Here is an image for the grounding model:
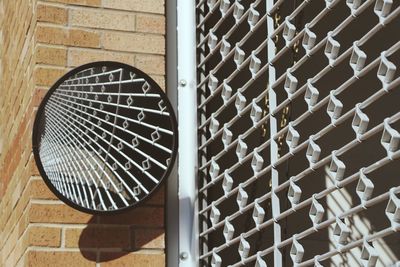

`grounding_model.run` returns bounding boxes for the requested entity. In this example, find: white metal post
[266,0,283,266]
[177,0,198,266]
